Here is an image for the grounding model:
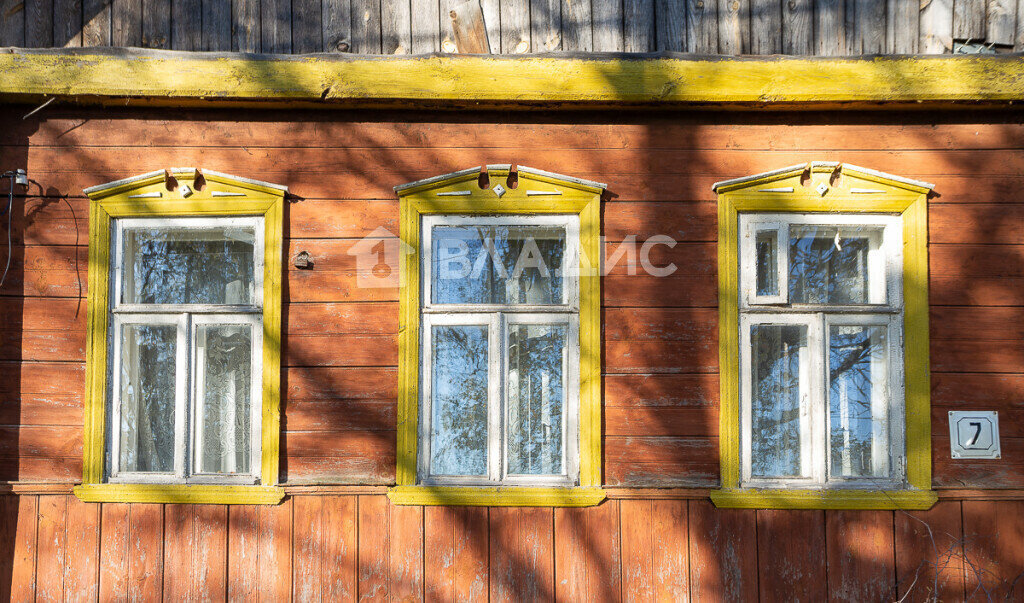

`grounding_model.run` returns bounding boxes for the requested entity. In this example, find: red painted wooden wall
[0,108,1022,599]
